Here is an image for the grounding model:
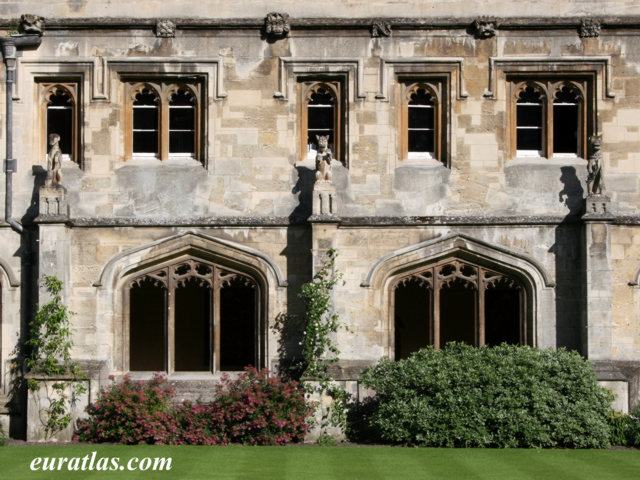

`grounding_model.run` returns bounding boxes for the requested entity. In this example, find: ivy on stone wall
[299,249,350,443]
[26,276,86,438]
